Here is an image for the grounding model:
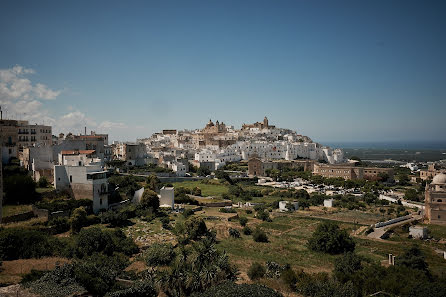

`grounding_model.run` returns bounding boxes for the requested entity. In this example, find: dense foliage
[247,262,266,280]
[192,281,283,297]
[307,221,355,254]
[145,243,175,266]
